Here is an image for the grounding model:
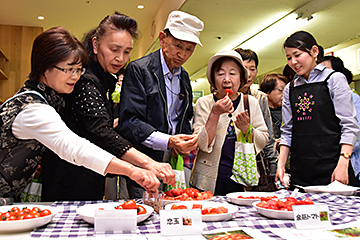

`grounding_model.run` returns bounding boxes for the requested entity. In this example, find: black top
[41,60,132,201]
